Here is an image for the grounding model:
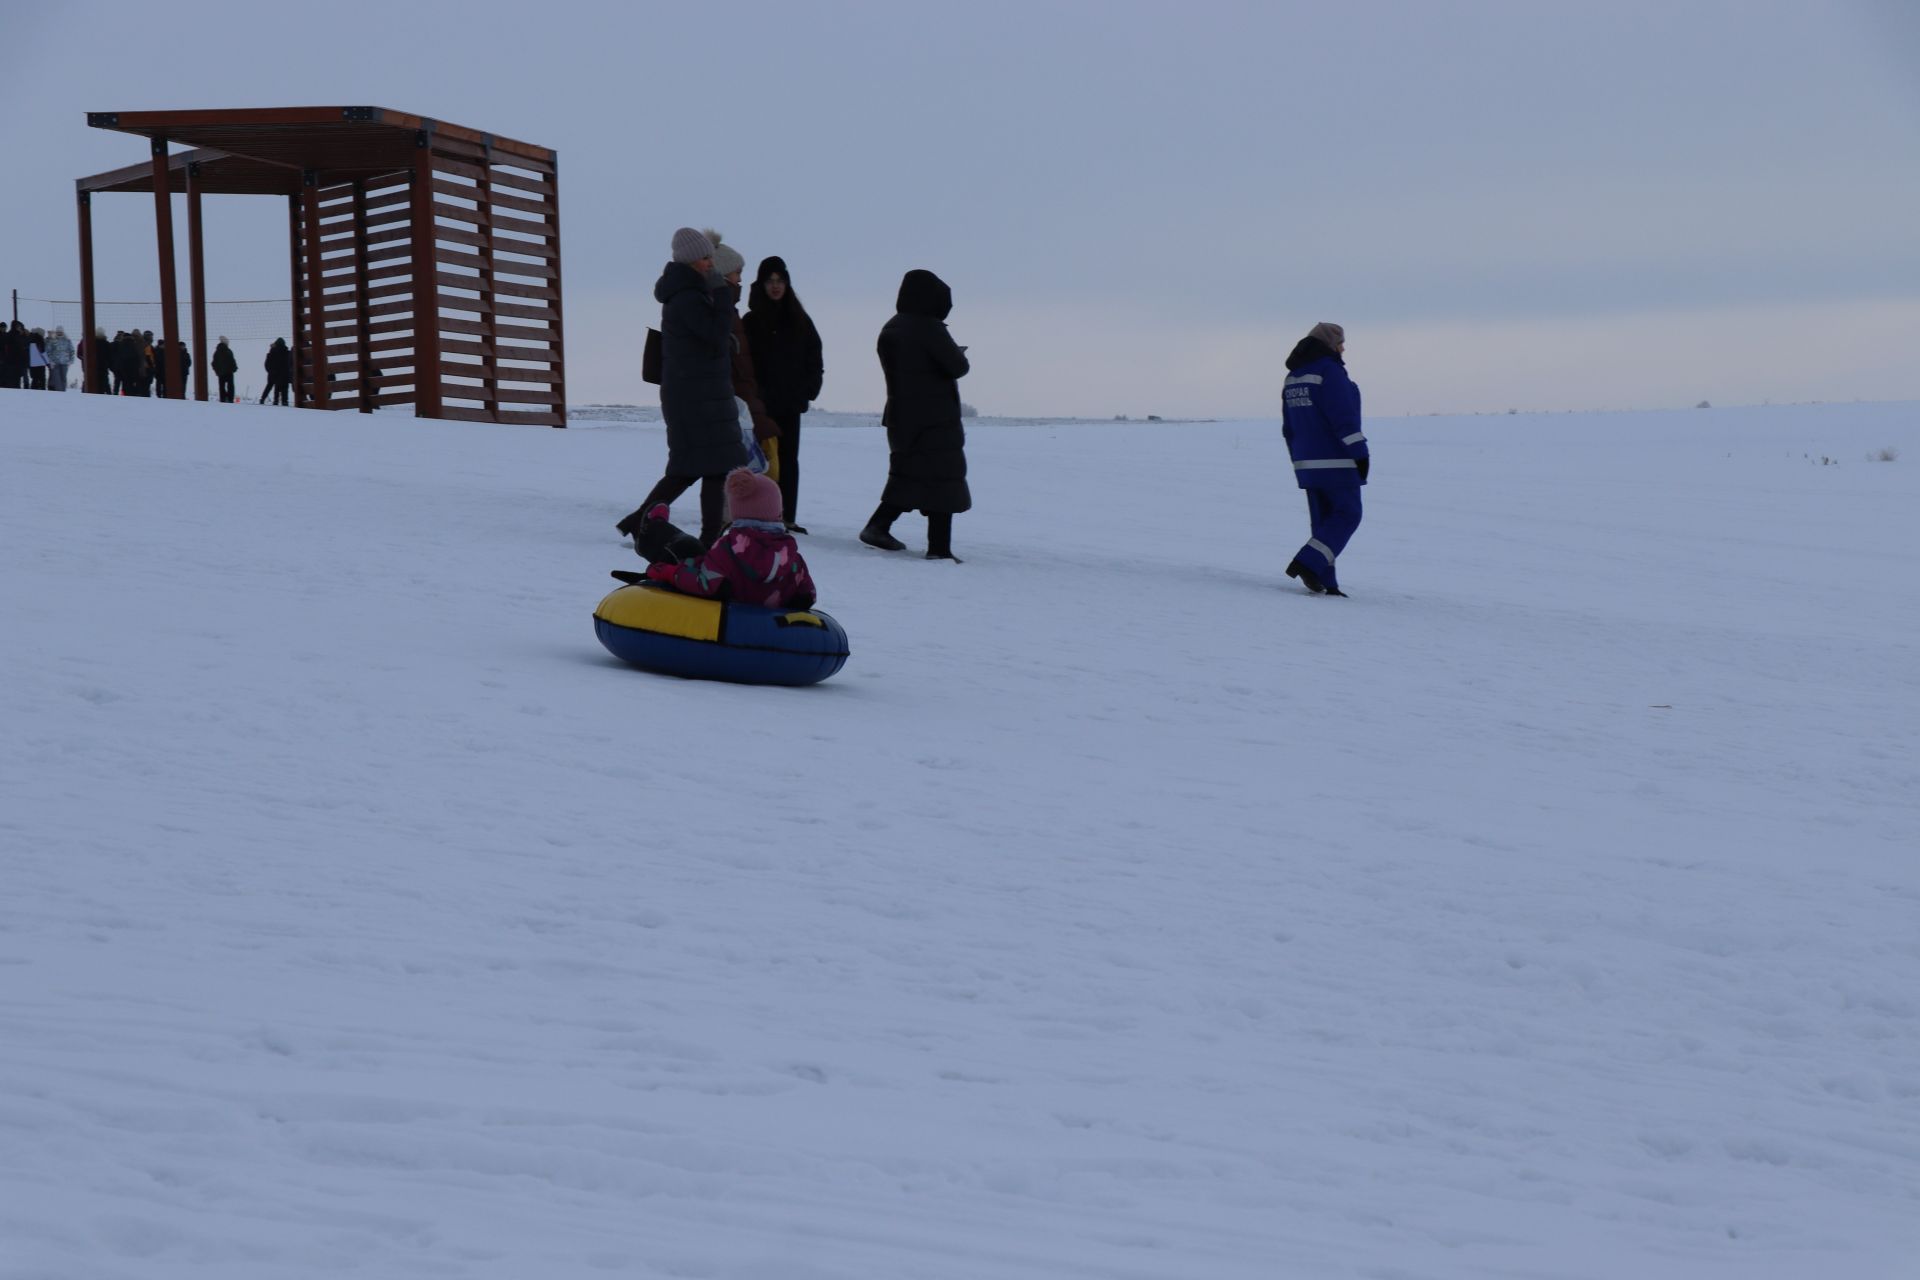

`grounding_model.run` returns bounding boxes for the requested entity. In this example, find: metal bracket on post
[151,137,167,159]
[415,128,433,149]
[187,161,201,180]
[303,169,320,189]
[342,106,376,122]
[87,112,119,128]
